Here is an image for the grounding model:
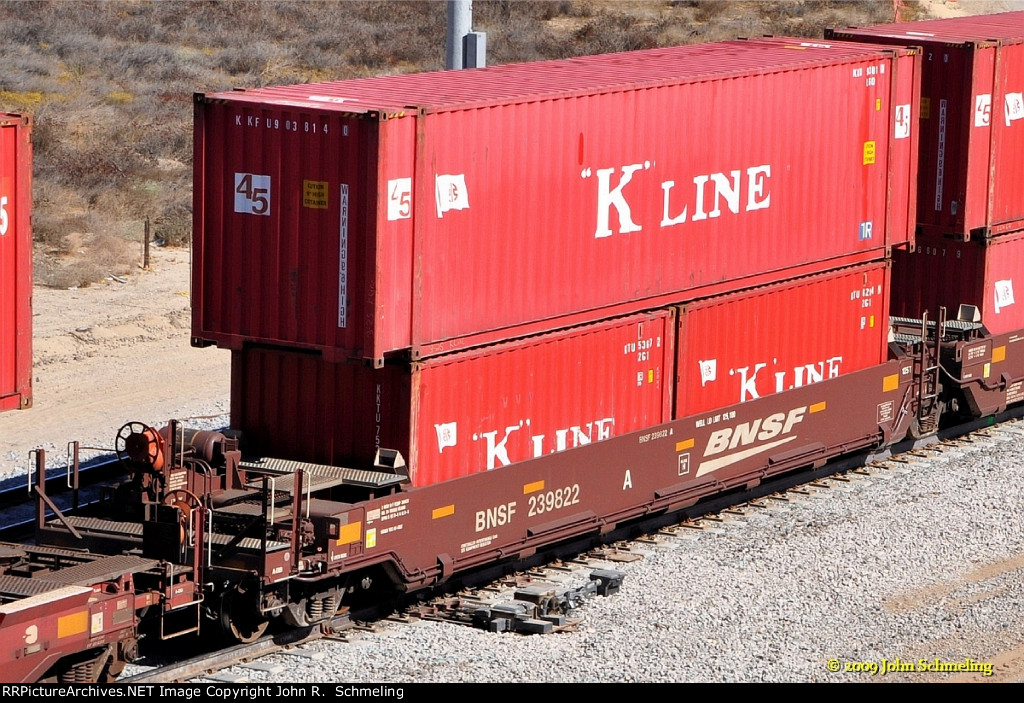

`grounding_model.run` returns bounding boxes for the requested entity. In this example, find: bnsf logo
[704,406,807,456]
[697,406,808,478]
